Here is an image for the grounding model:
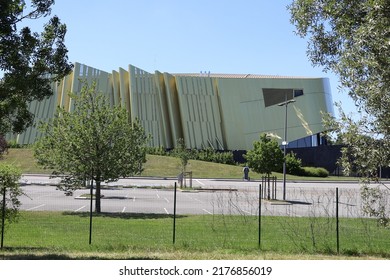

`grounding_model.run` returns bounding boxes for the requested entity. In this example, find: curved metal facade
[11,62,334,150]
